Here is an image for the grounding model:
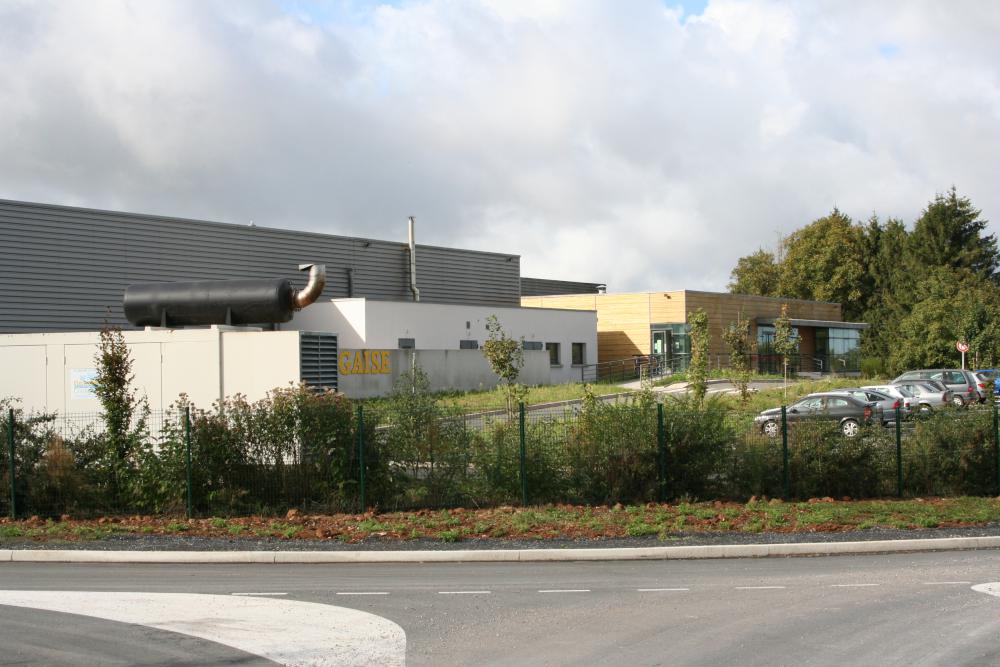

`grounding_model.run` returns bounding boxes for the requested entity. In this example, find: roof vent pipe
[293,263,327,309]
[408,216,420,302]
